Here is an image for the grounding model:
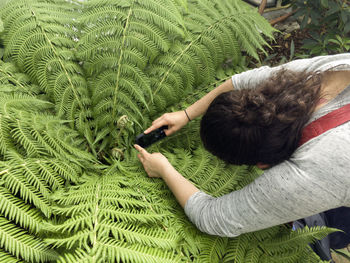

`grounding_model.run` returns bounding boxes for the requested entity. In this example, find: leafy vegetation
[292,0,350,55]
[0,0,336,262]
